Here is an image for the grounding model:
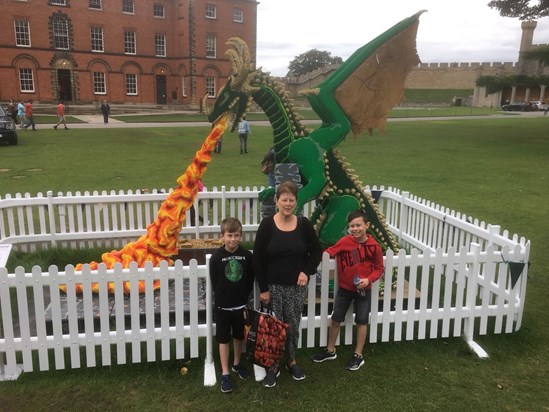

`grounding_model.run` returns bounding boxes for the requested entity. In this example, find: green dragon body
[207,12,423,251]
